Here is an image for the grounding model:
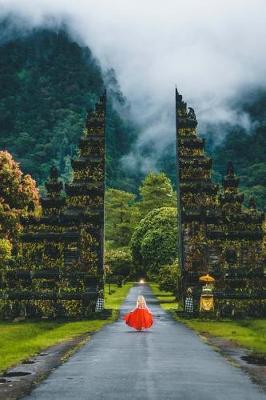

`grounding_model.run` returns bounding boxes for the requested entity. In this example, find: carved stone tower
[175,89,218,298]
